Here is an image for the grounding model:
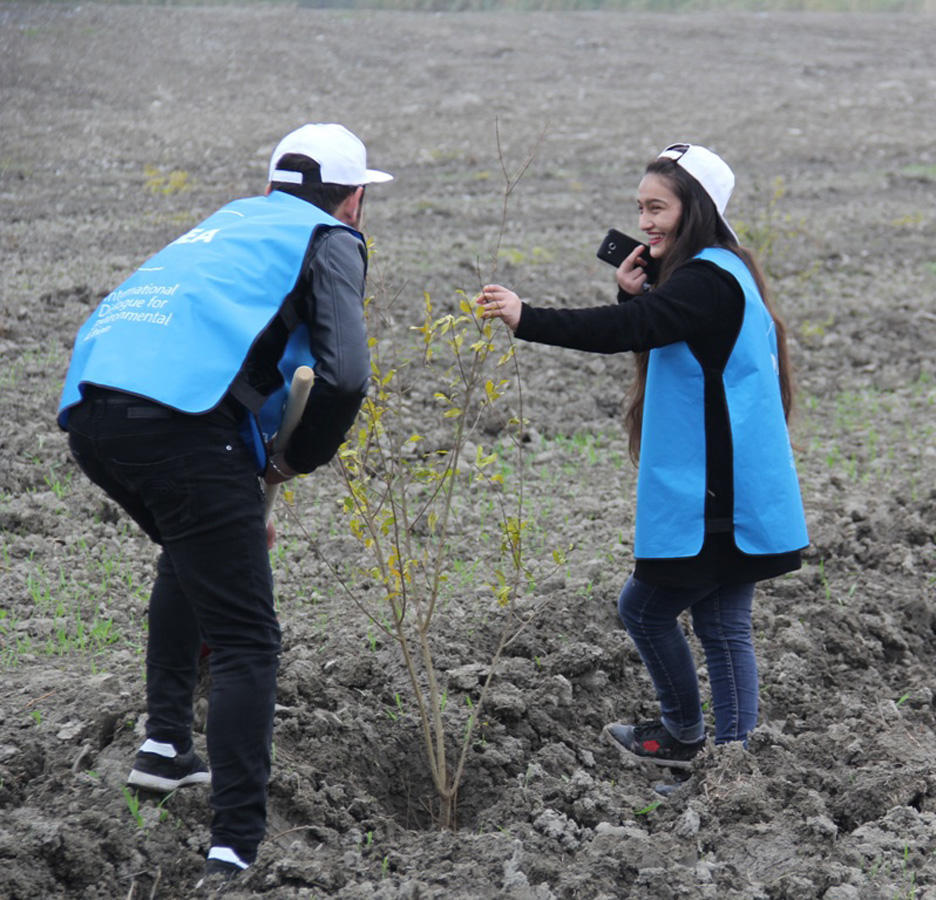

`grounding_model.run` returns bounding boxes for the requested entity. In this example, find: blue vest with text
[634,247,809,559]
[57,191,359,455]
